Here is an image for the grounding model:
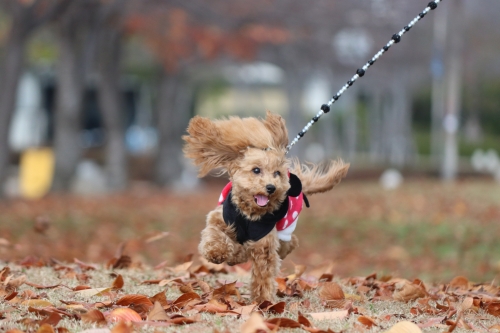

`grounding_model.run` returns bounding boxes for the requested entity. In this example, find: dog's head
[183,111,291,219]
